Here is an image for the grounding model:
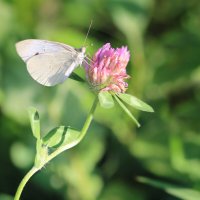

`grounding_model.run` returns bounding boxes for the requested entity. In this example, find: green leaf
[42,126,81,149]
[69,72,85,82]
[28,107,40,139]
[137,176,200,200]
[114,95,140,127]
[117,93,154,112]
[98,91,115,109]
